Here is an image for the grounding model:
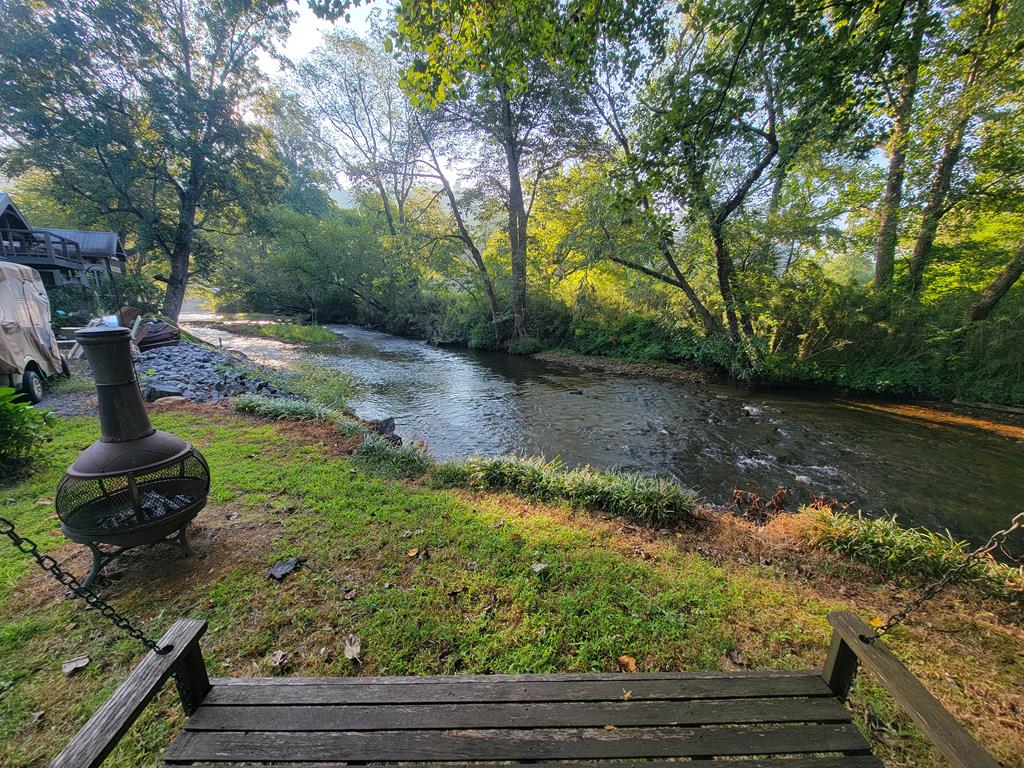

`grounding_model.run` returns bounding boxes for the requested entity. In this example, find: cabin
[0,192,127,288]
